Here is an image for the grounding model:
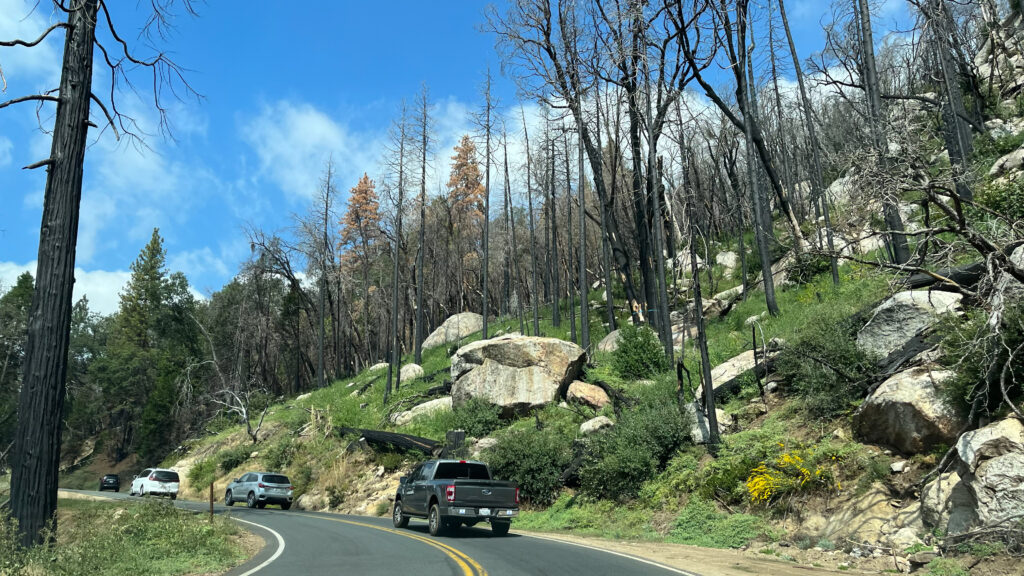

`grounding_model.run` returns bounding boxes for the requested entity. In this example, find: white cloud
[0,0,62,91]
[0,260,130,316]
[241,100,385,202]
[0,136,11,167]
